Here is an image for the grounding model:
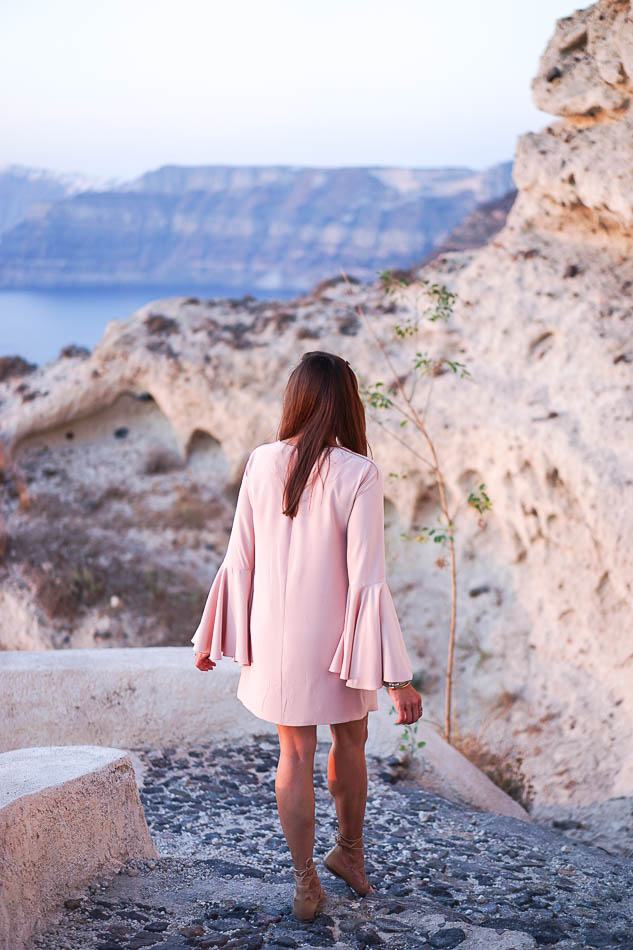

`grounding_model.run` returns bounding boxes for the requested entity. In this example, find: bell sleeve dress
[191,440,413,726]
